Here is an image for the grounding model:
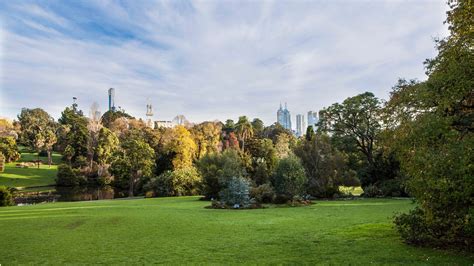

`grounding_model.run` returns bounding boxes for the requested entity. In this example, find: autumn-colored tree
[191,122,222,159]
[167,126,197,170]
